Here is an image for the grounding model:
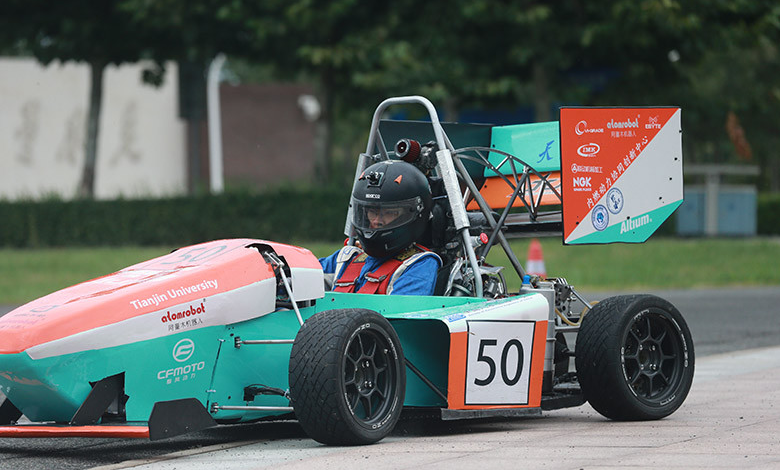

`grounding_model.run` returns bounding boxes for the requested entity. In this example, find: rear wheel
[575,295,694,420]
[289,309,405,445]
